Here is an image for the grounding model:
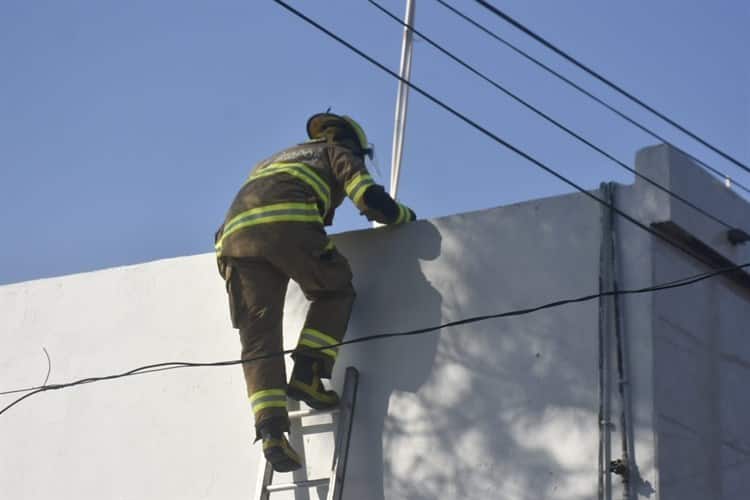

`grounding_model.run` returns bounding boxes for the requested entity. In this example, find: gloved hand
[396,203,416,224]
